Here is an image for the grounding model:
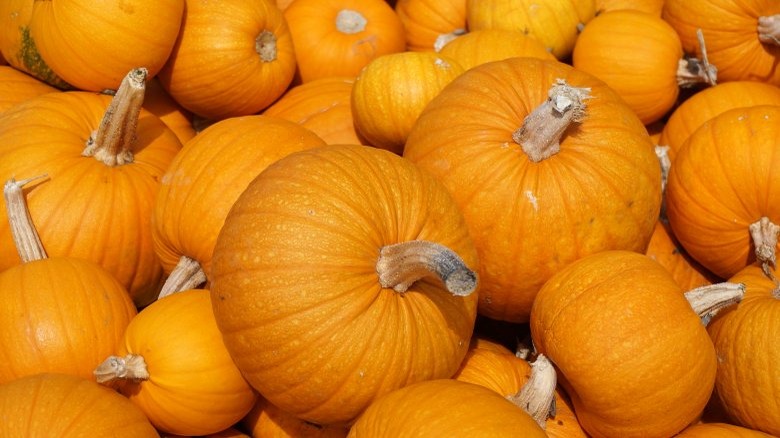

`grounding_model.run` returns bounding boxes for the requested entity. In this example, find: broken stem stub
[93,354,150,385]
[684,282,745,325]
